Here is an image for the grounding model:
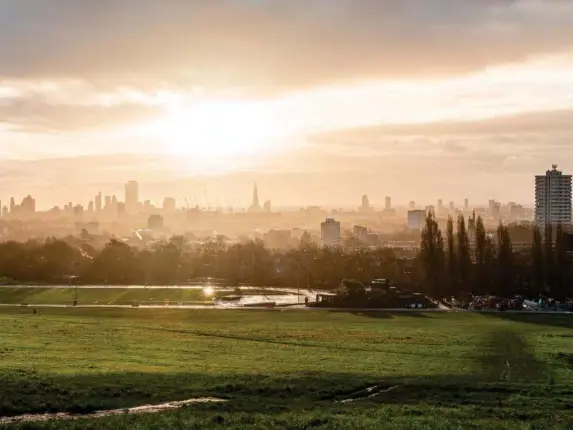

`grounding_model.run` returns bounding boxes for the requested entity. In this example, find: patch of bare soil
[0,397,227,425]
